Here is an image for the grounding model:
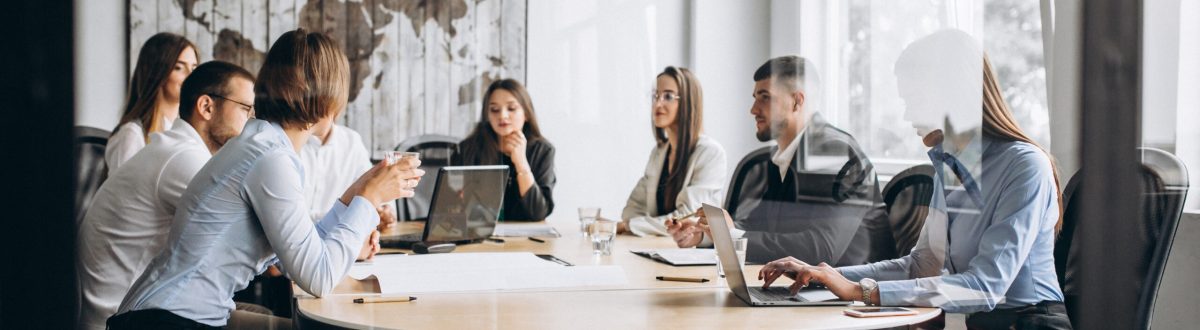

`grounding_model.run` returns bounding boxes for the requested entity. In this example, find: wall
[527,0,767,221]
[74,0,126,130]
